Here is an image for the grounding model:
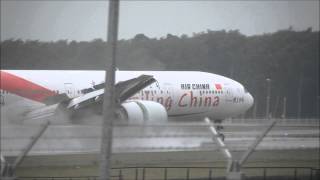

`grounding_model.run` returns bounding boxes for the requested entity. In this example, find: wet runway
[1,118,319,156]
